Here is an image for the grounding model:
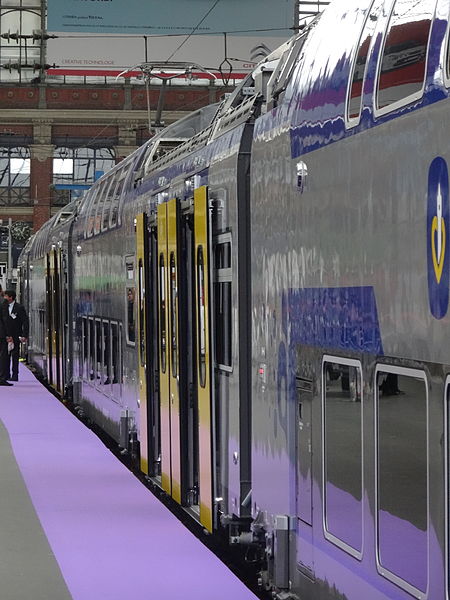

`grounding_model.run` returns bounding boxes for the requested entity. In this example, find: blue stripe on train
[286,286,384,355]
